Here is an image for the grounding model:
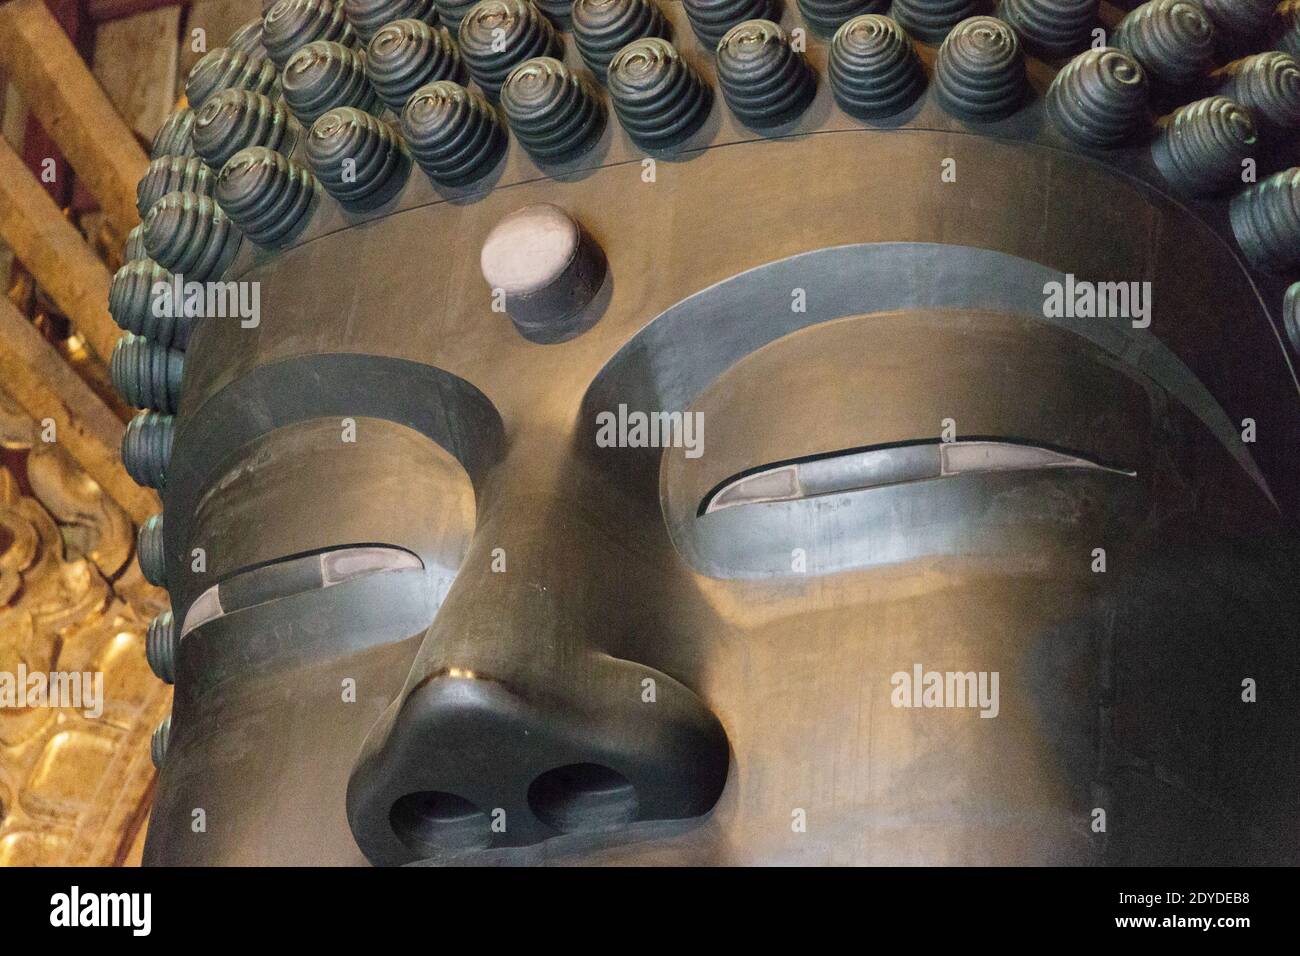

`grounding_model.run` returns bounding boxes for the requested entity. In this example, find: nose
[346,495,729,864]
